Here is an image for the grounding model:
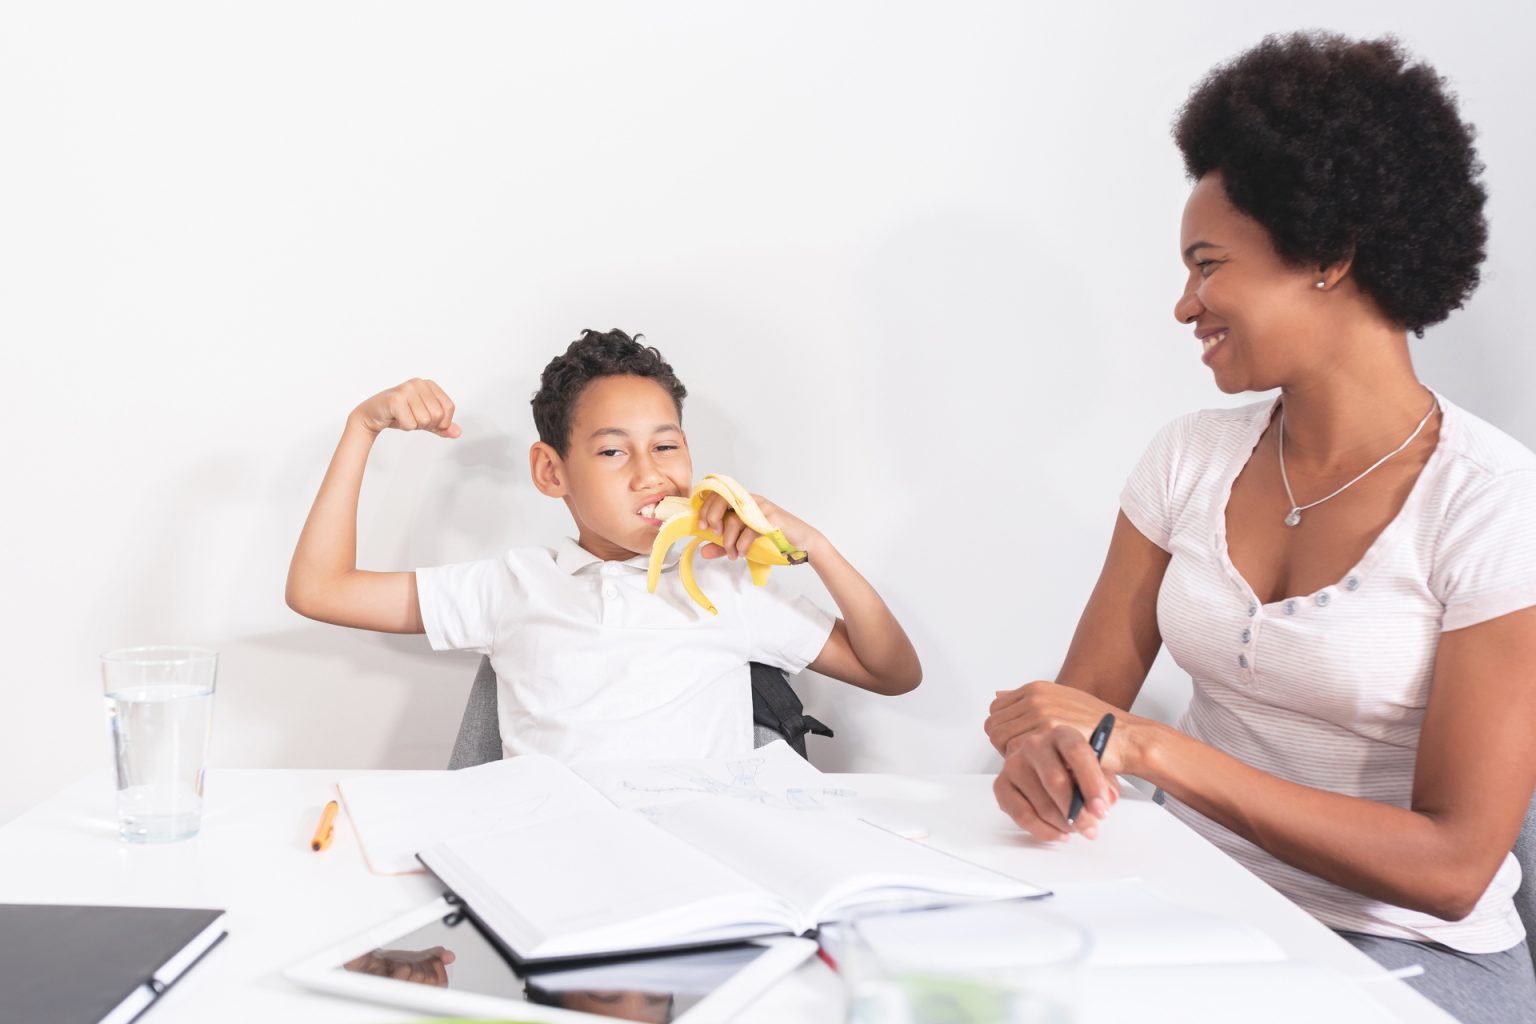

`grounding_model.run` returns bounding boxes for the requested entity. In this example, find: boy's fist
[352,378,461,438]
